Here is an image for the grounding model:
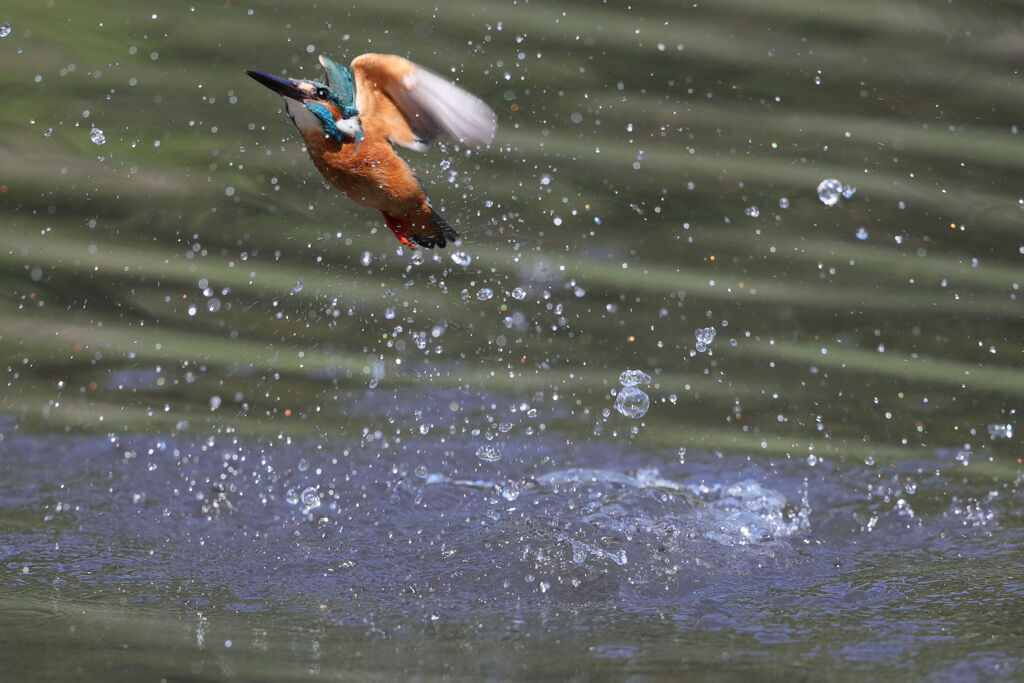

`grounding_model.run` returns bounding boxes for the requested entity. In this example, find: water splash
[476,444,502,462]
[618,369,651,387]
